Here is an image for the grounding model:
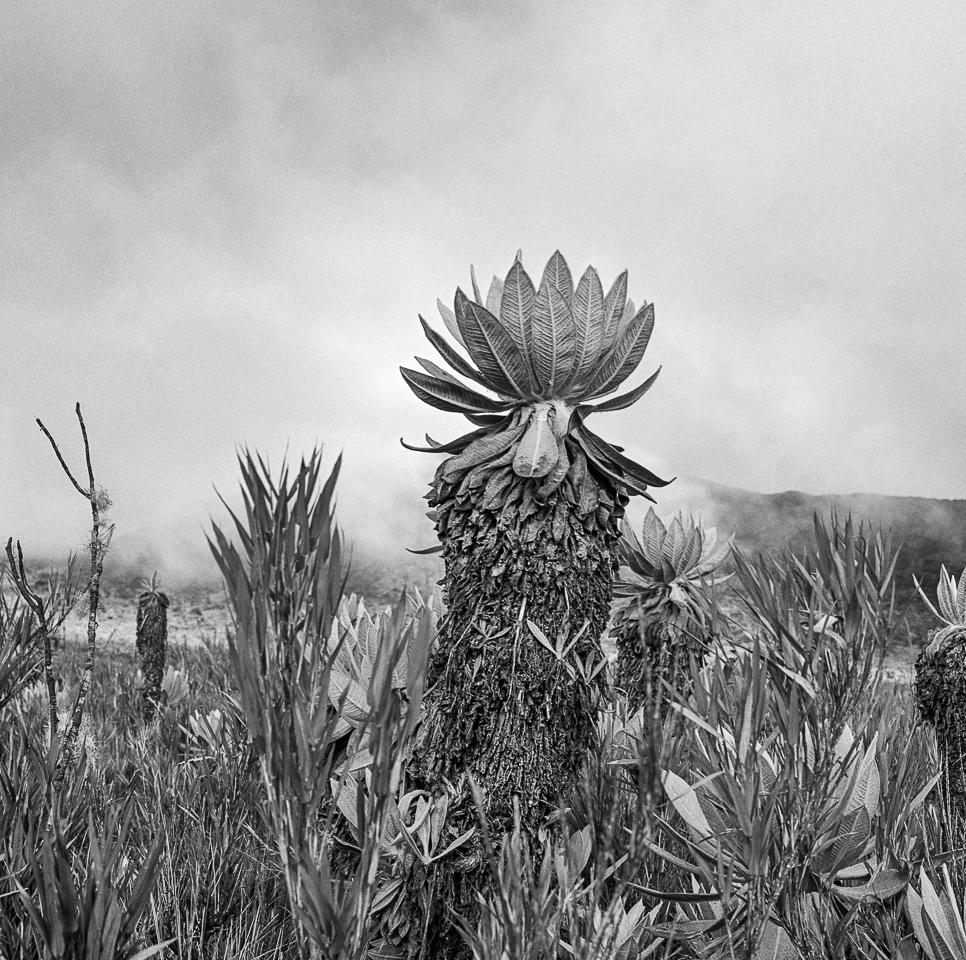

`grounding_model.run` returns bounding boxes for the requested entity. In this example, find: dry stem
[36,403,114,767]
